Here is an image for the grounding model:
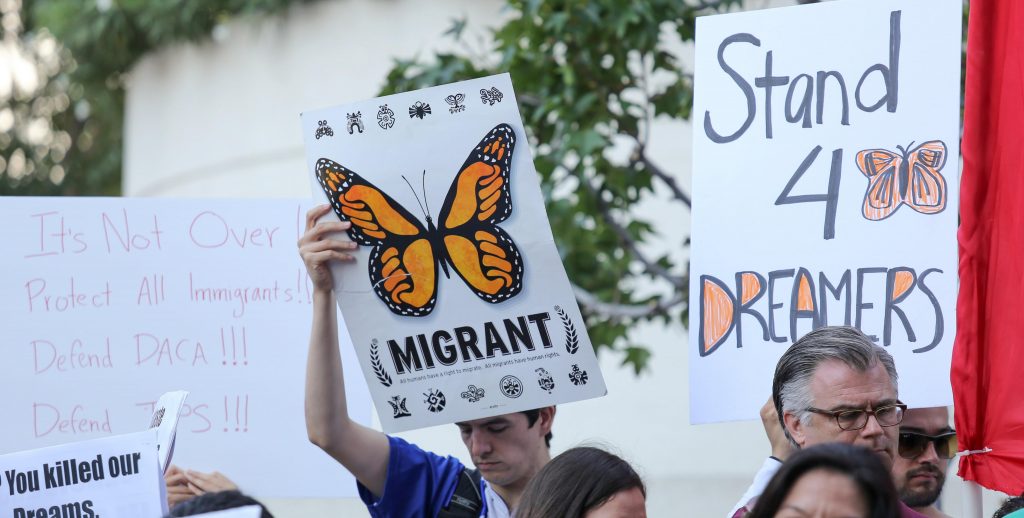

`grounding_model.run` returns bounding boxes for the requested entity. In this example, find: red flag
[951,0,1024,496]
